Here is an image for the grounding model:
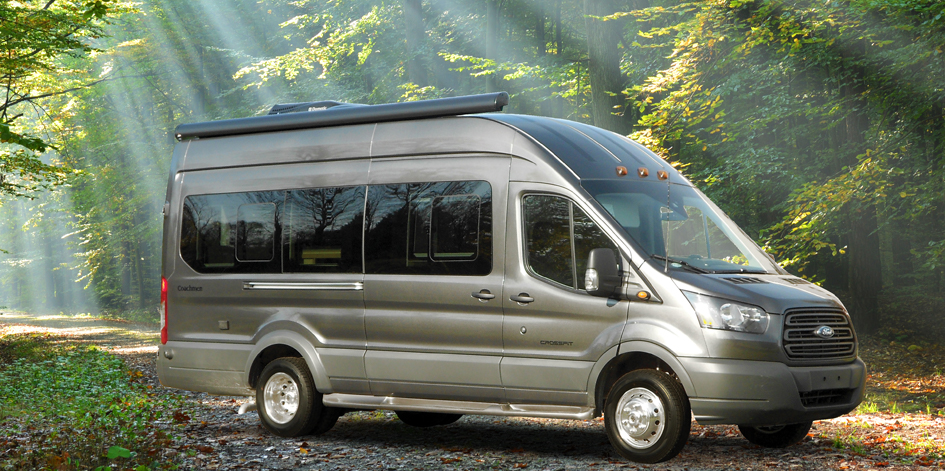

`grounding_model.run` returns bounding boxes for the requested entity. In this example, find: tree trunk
[486,0,500,92]
[555,0,562,56]
[554,0,563,117]
[840,79,882,335]
[847,204,882,335]
[584,0,627,133]
[536,0,546,57]
[121,238,132,301]
[404,0,427,86]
